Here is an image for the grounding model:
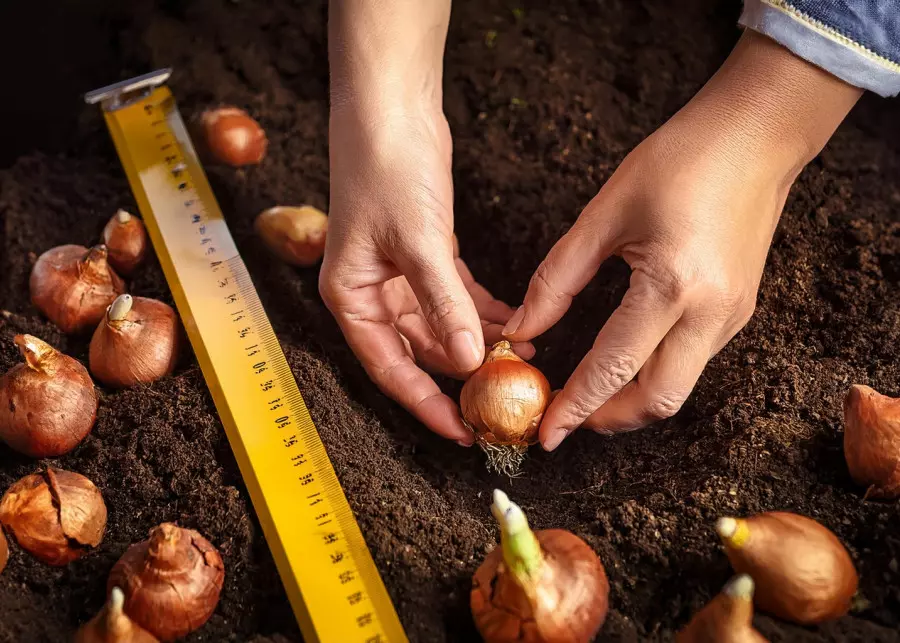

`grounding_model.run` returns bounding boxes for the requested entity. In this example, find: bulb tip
[109,587,125,610]
[115,209,132,223]
[723,574,755,600]
[716,517,738,540]
[492,489,511,512]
